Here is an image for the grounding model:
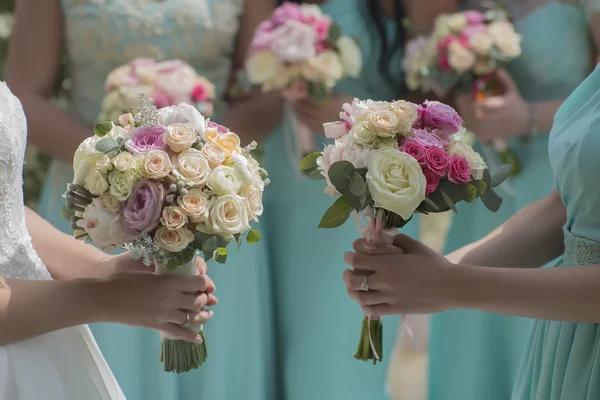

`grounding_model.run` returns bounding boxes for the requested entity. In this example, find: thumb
[392,234,432,254]
[494,69,519,94]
